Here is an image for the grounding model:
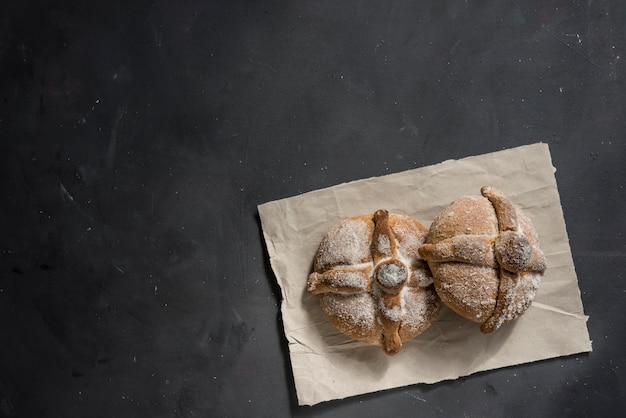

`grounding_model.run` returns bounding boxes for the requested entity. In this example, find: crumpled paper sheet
[258,143,591,406]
